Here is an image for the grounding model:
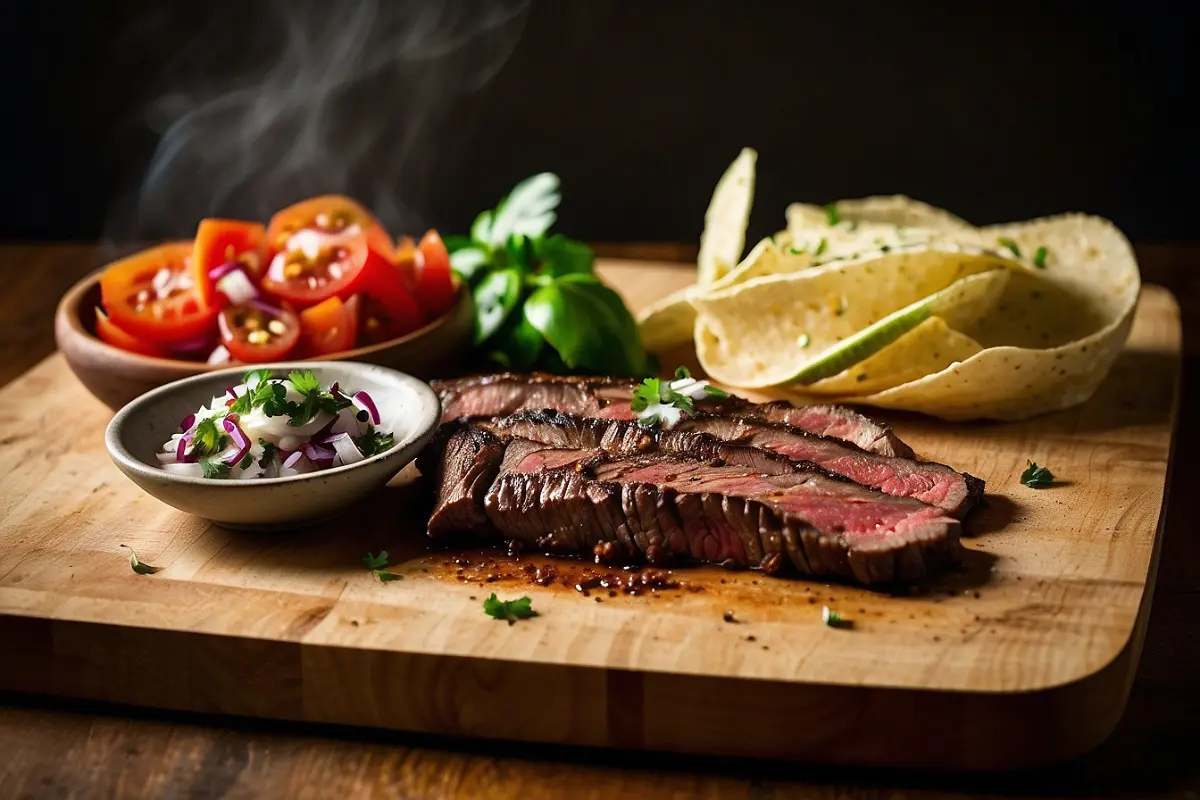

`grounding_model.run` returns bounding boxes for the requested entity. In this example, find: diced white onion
[216,269,258,305]
[207,345,231,365]
[331,405,366,437]
[330,434,365,467]
[668,377,712,401]
[163,462,204,478]
[278,435,305,452]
